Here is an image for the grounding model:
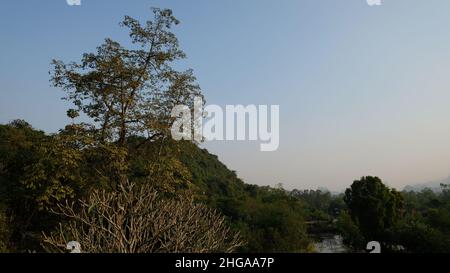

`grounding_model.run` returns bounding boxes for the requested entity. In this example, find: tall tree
[50,8,202,187]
